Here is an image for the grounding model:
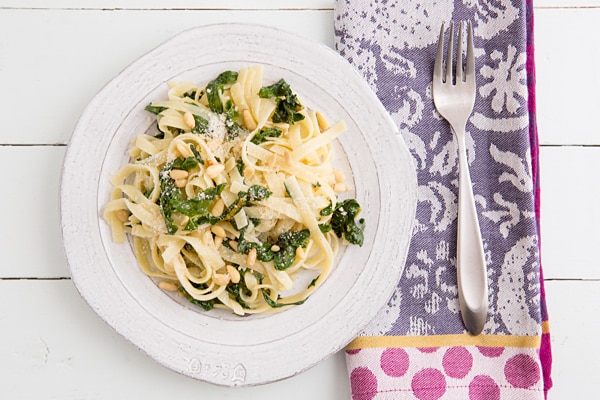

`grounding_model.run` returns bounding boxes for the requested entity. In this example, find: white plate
[60,23,417,387]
